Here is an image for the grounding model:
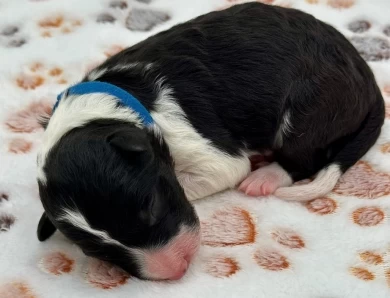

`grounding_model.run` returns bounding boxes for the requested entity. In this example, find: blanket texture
[1,0,390,297]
